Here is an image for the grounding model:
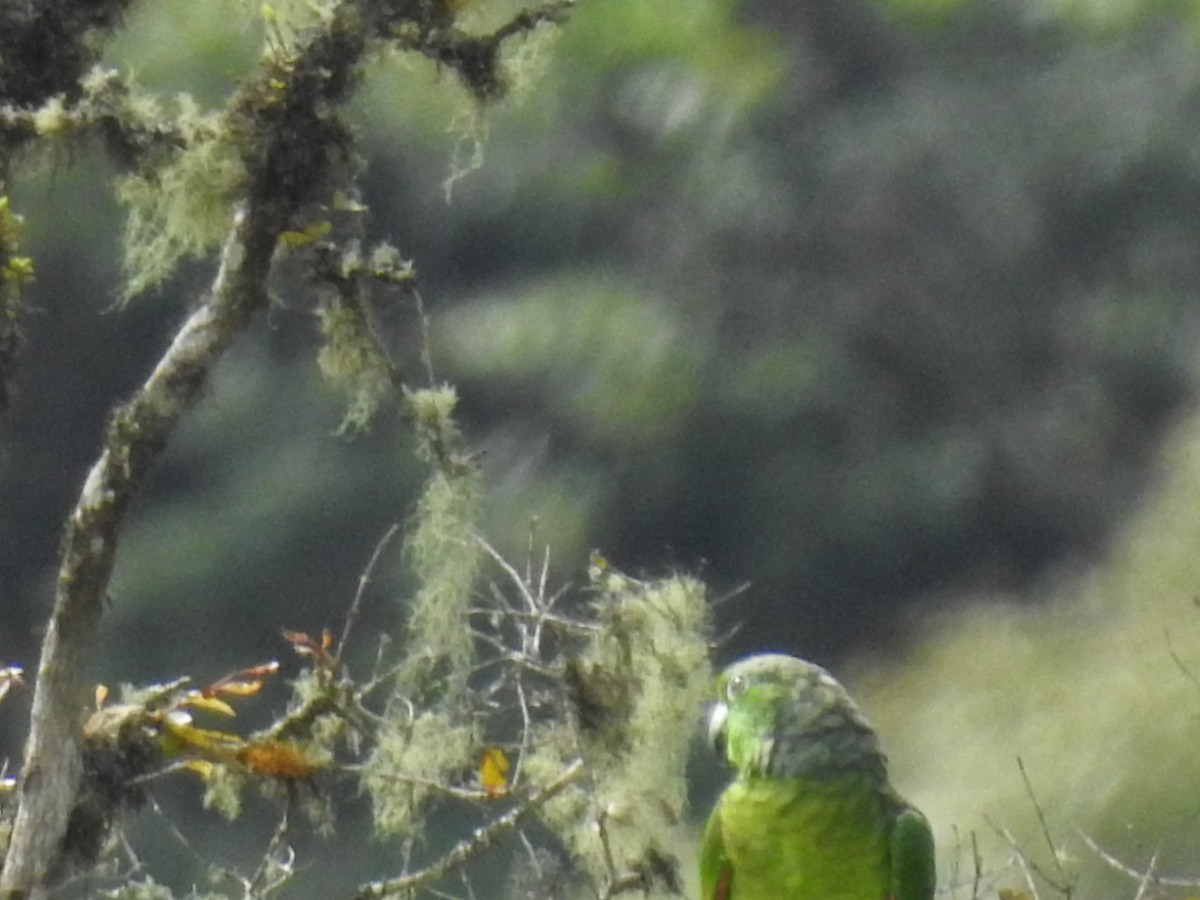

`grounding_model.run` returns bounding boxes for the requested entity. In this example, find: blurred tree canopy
[5,0,1200,672]
[417,0,1200,659]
